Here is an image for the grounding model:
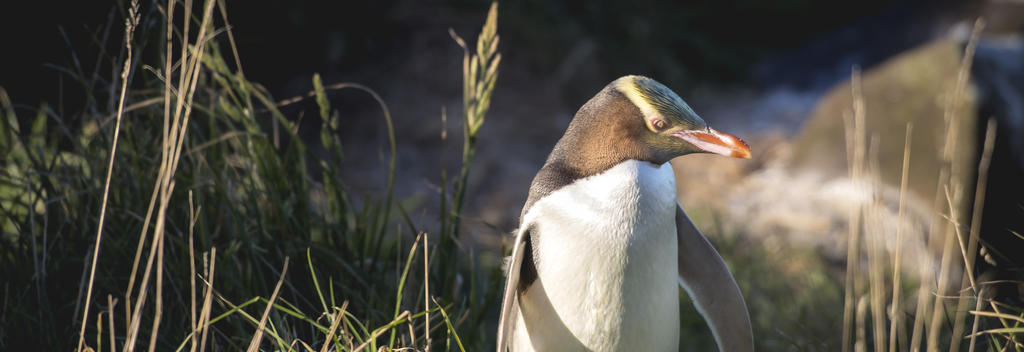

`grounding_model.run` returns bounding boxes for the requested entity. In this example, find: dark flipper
[676,205,754,352]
